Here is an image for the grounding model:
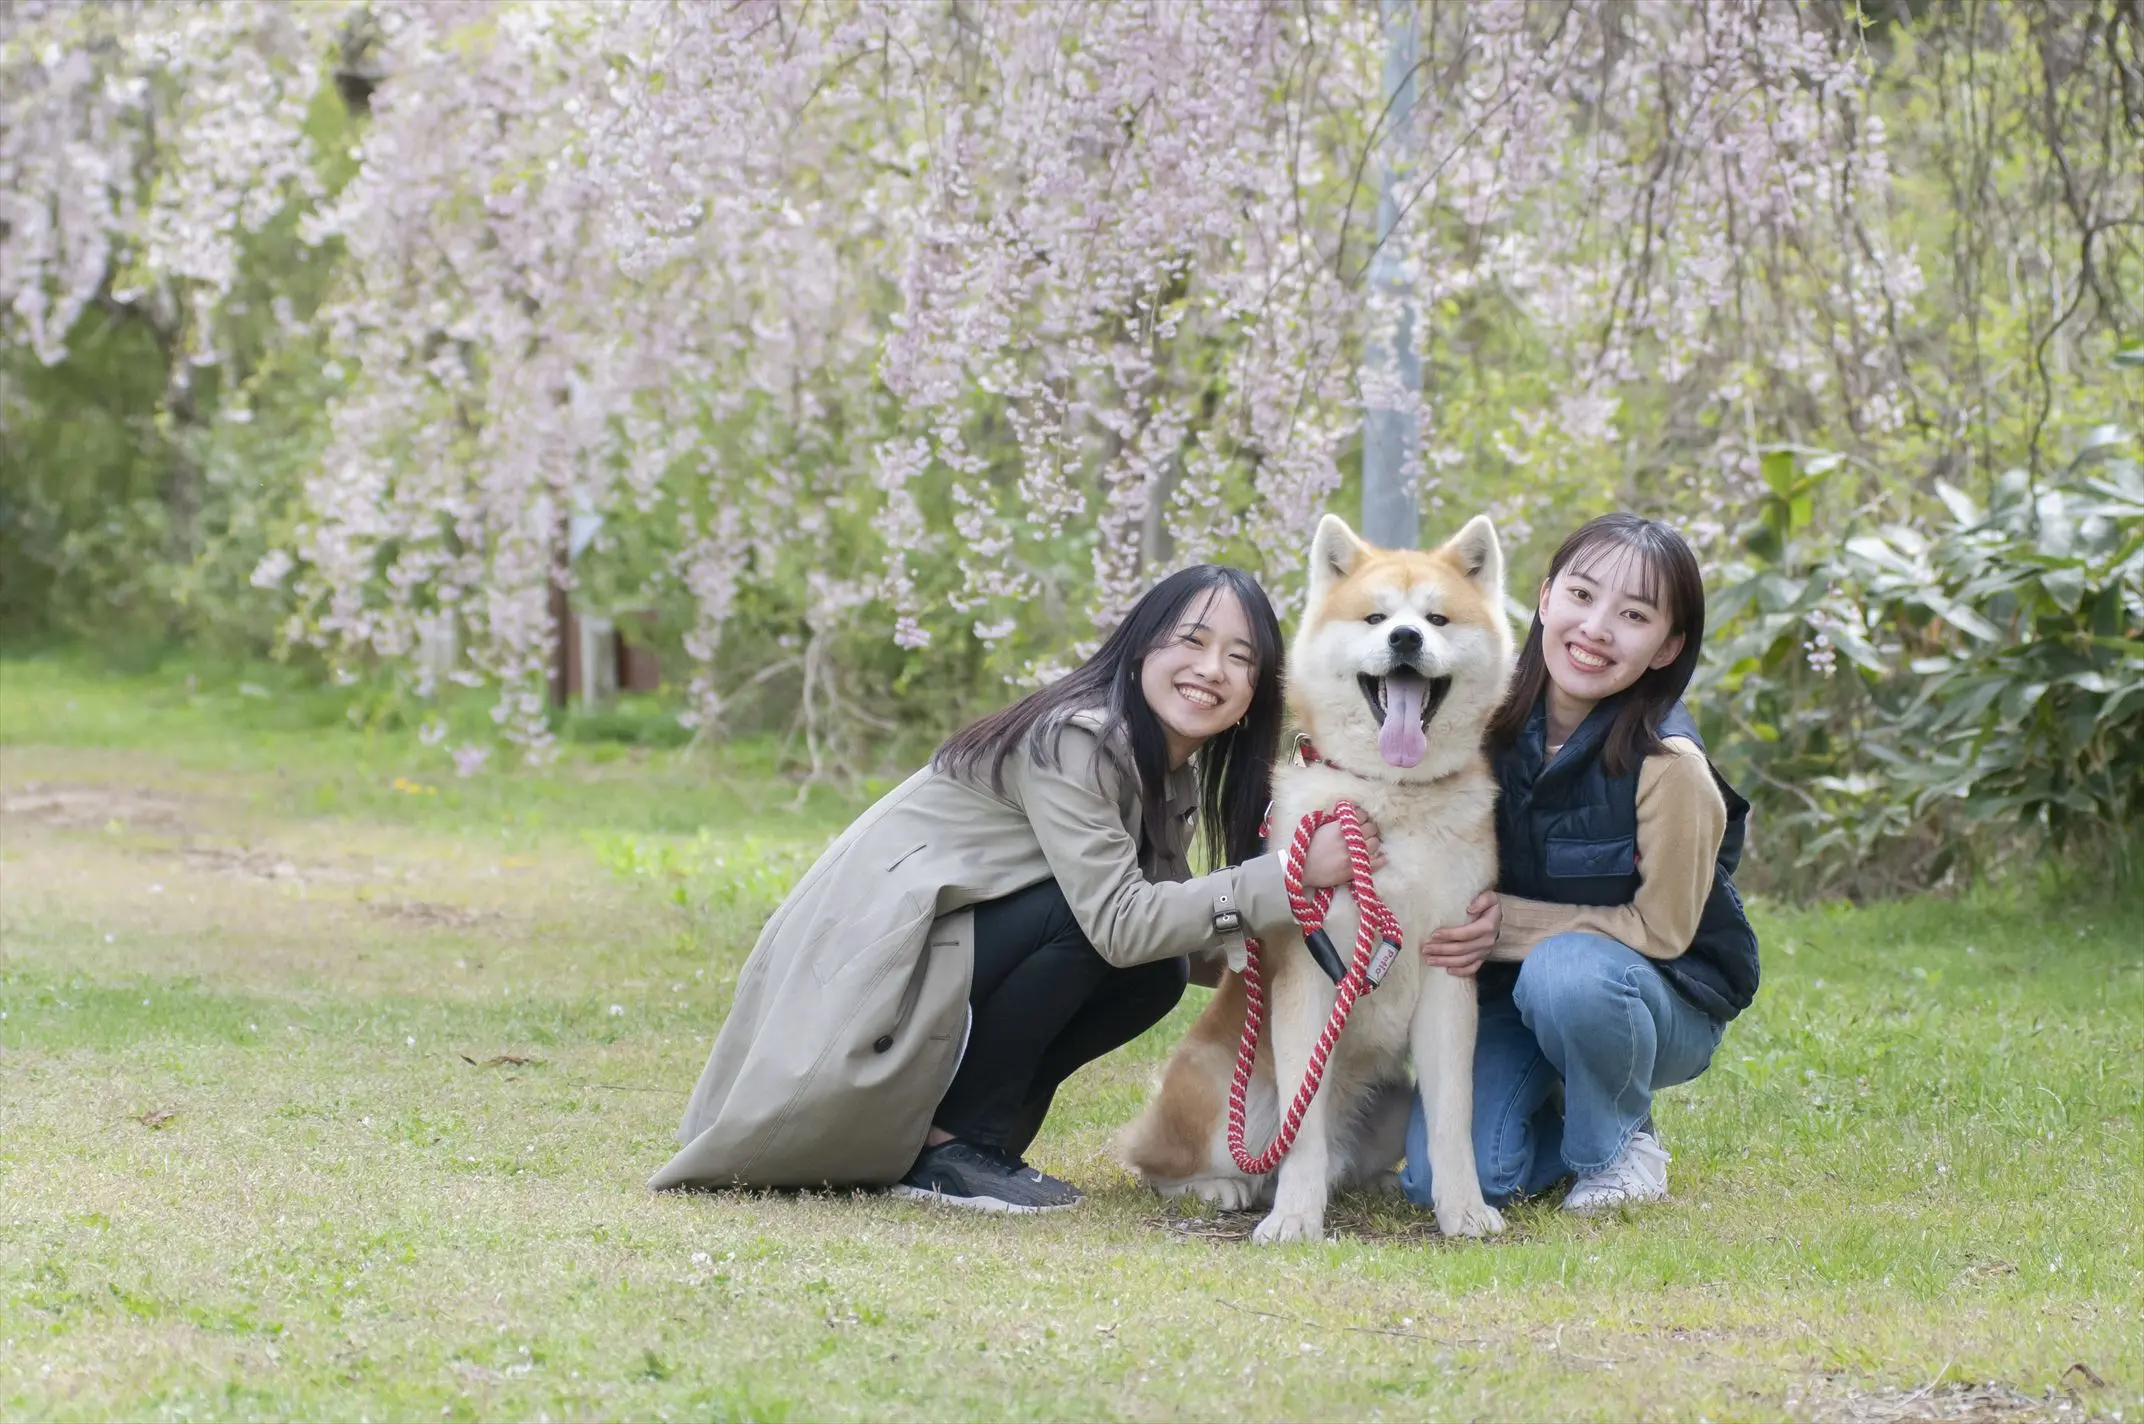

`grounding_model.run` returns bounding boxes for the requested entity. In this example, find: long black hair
[1488,513,1707,778]
[933,566,1285,867]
